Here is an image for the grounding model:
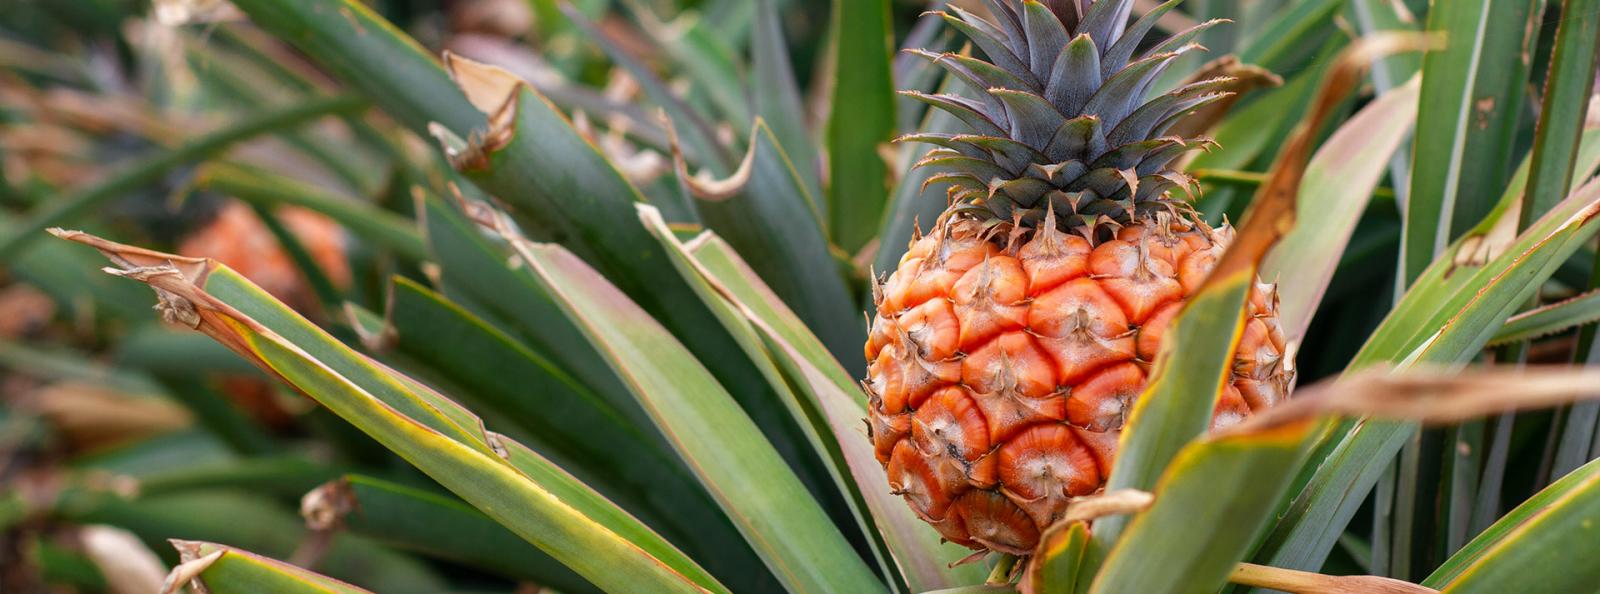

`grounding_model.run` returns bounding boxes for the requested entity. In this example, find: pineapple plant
[864,1,1292,553]
[2,0,1600,593]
